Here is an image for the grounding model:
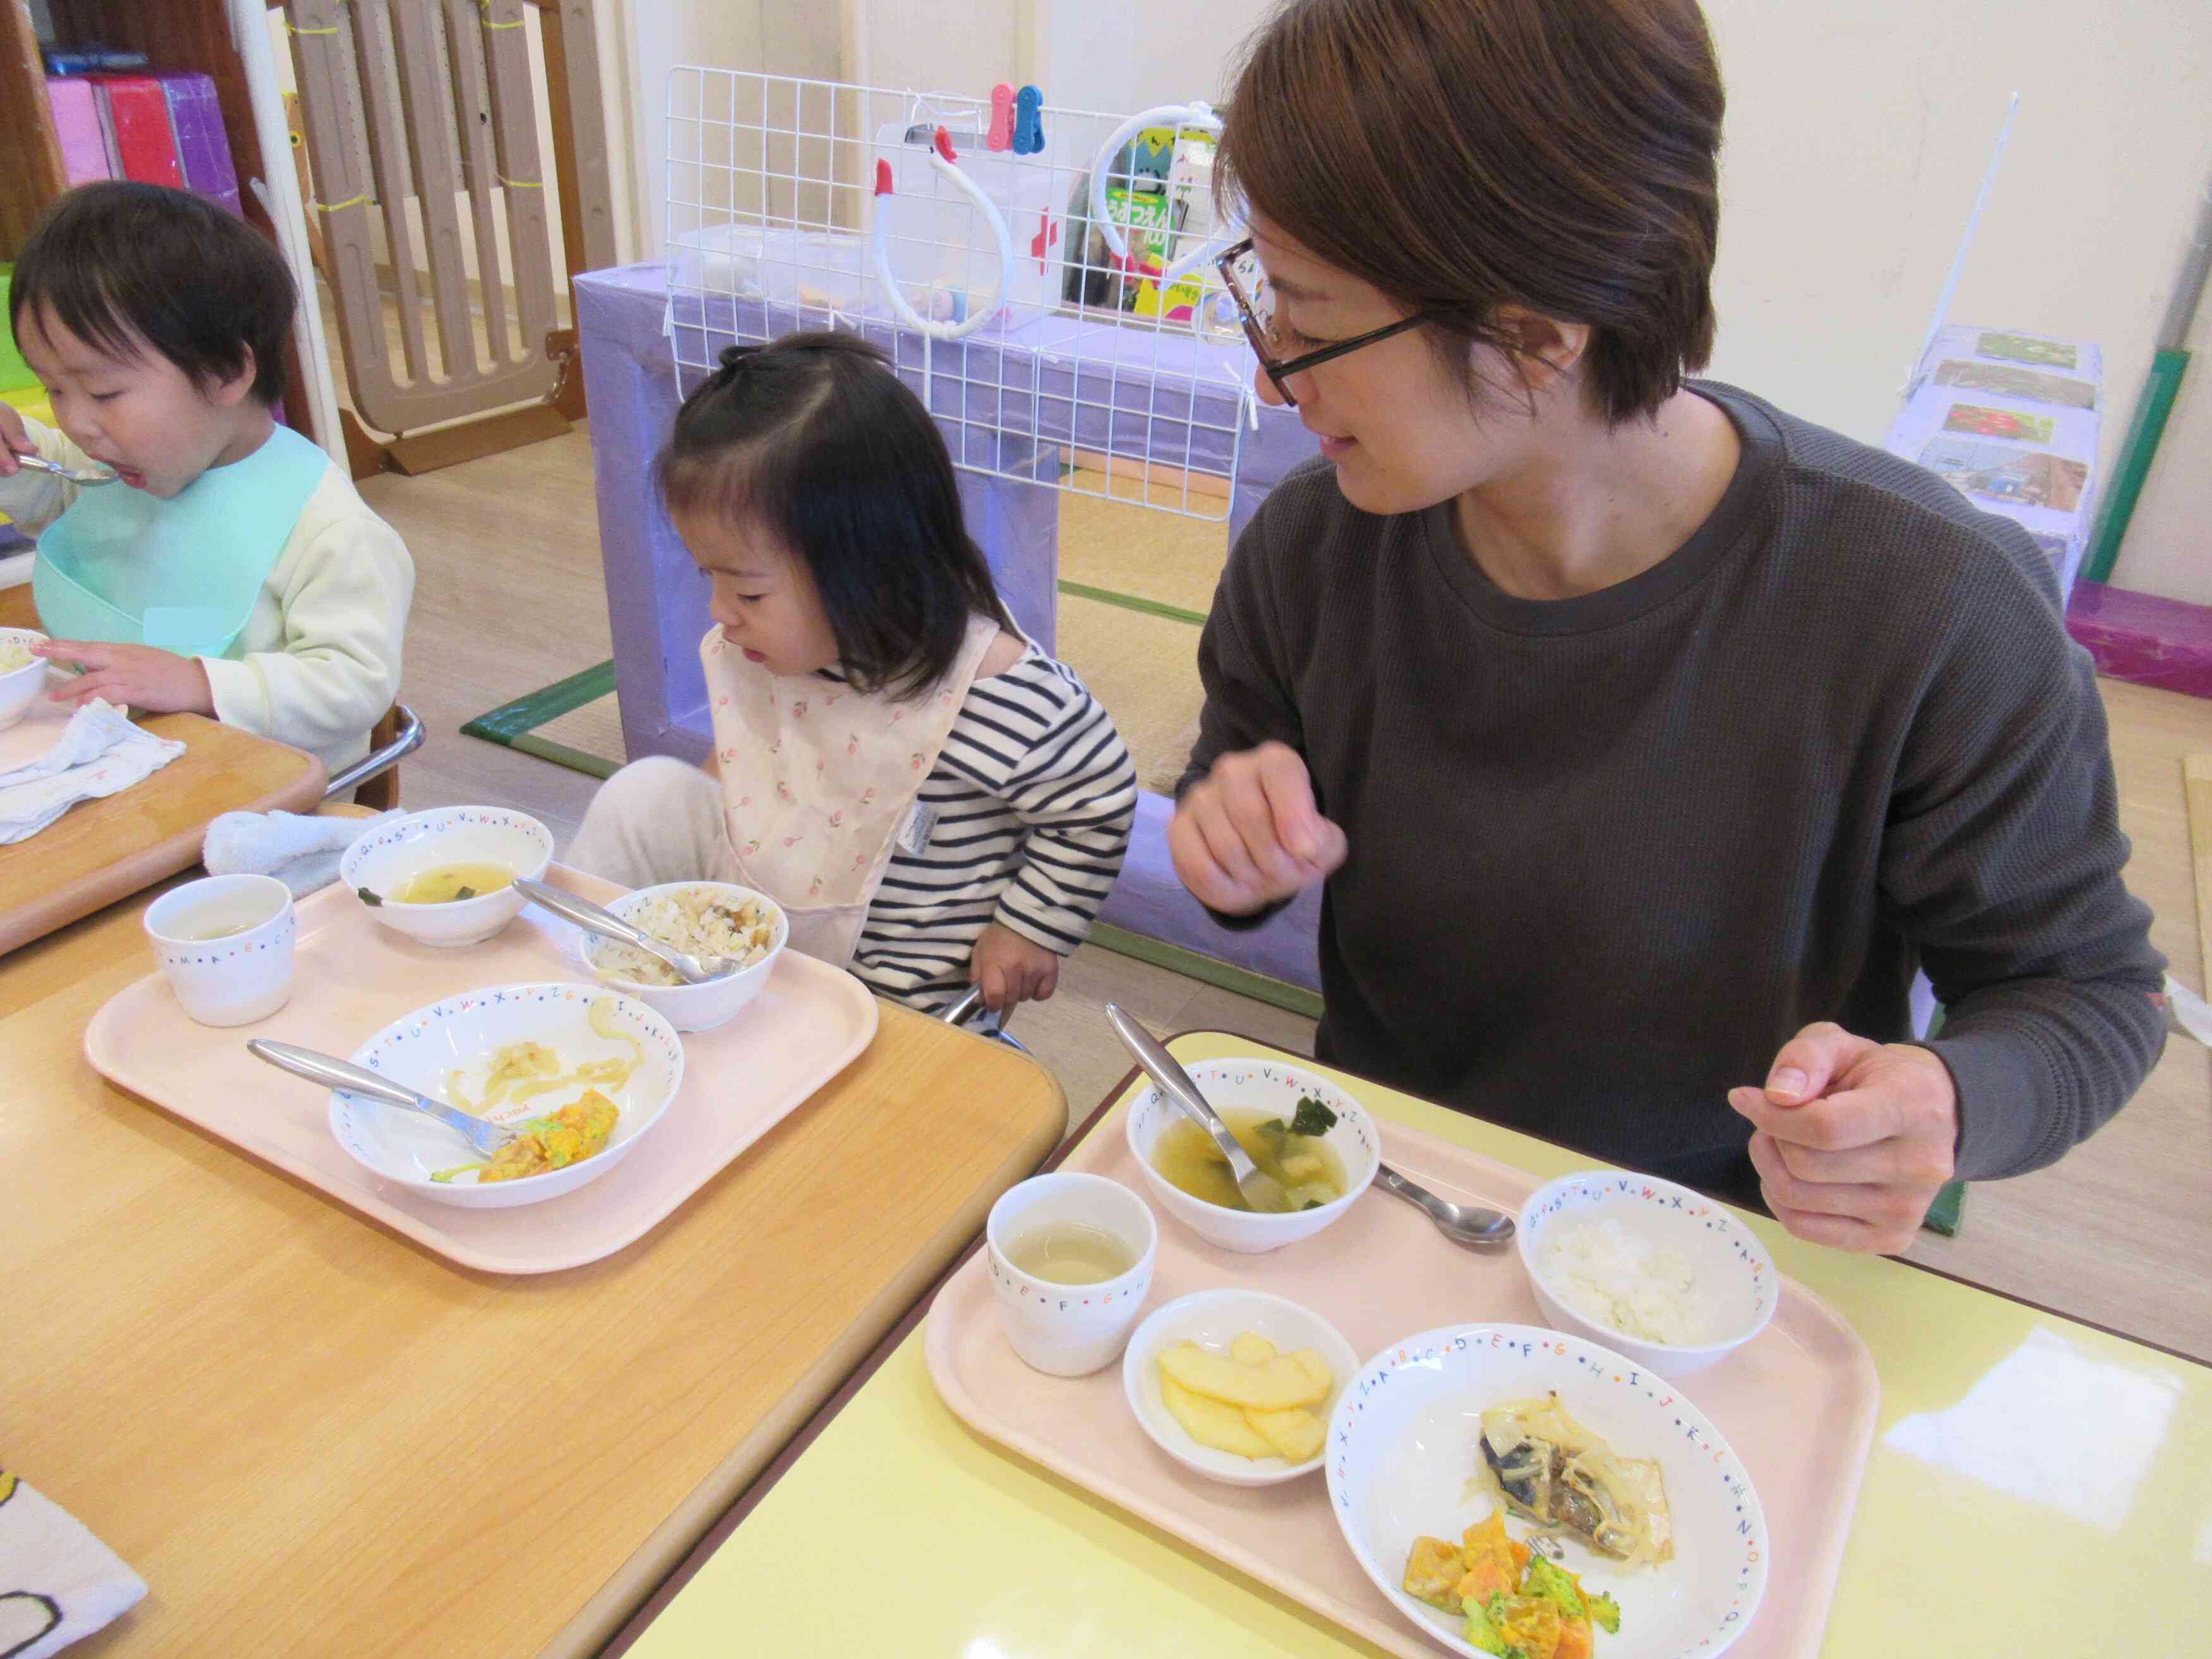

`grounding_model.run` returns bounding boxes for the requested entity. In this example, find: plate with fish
[1327,1323,1767,1658]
